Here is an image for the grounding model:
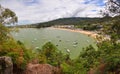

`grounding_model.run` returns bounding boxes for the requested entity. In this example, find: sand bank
[50,27,99,39]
